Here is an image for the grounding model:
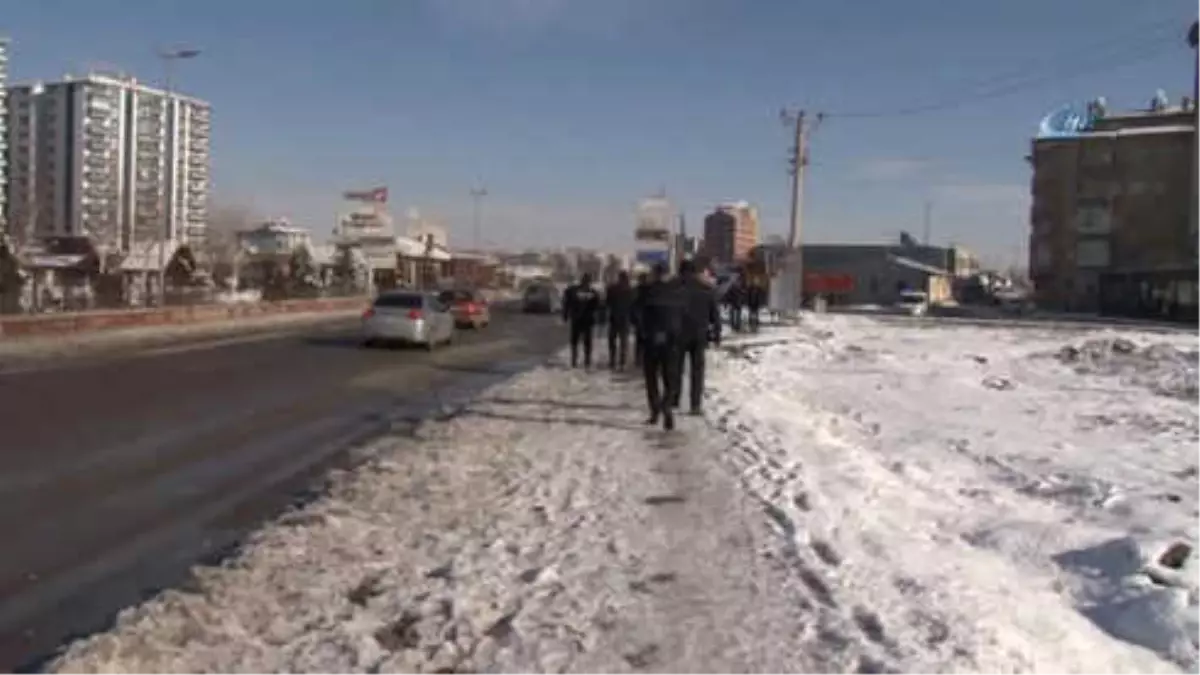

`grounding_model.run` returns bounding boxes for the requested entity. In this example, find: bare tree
[203,202,258,289]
